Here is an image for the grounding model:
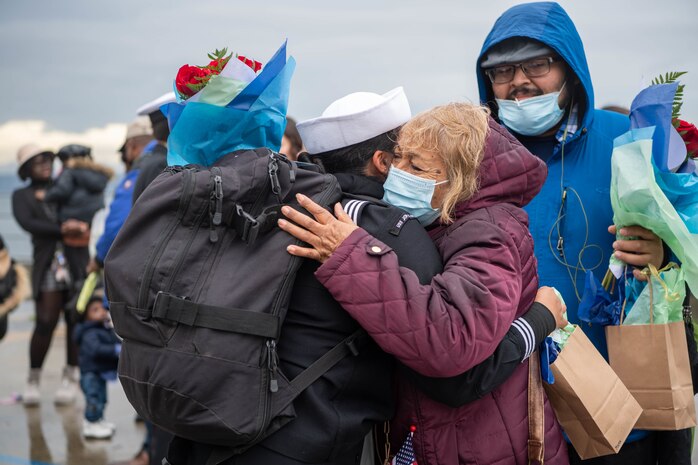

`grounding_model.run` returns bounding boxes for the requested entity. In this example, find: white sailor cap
[136,92,177,116]
[297,87,411,154]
